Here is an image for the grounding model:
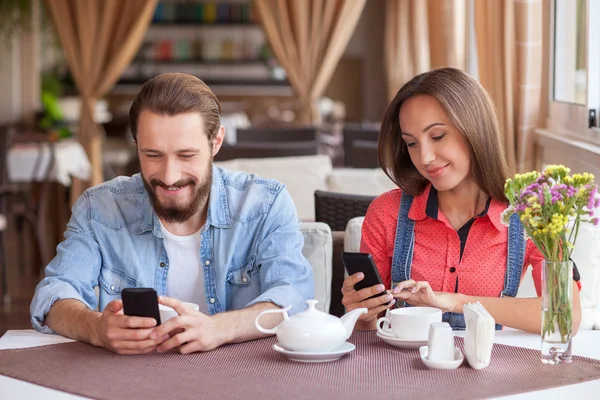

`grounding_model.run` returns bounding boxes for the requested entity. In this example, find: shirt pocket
[98,266,138,297]
[226,257,260,309]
